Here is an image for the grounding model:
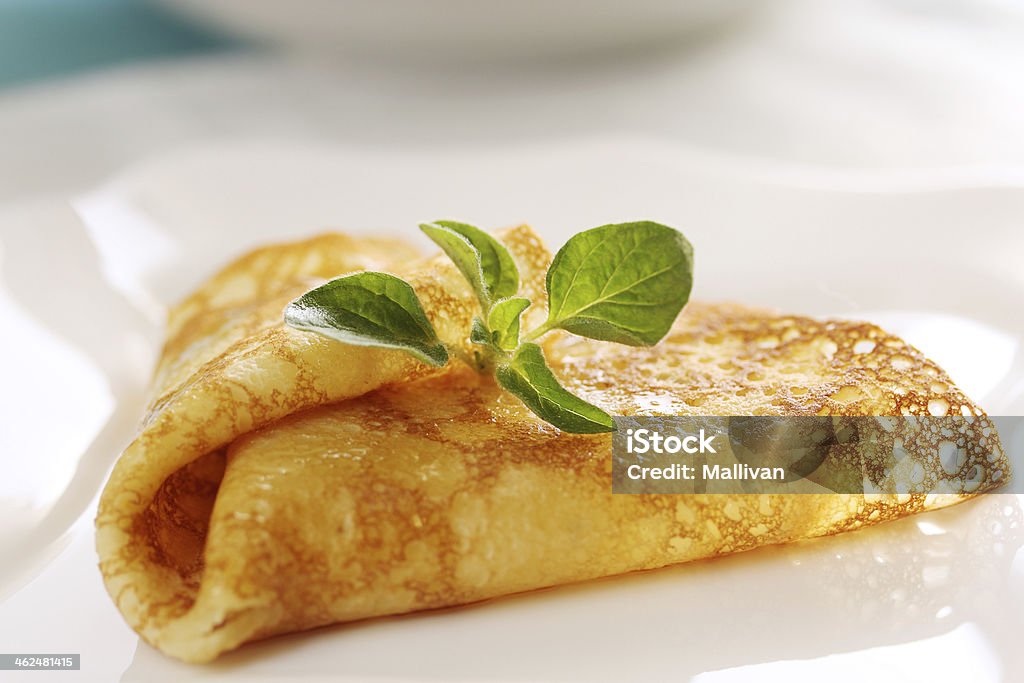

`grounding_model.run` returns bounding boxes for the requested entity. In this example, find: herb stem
[523,320,556,342]
[447,344,479,370]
